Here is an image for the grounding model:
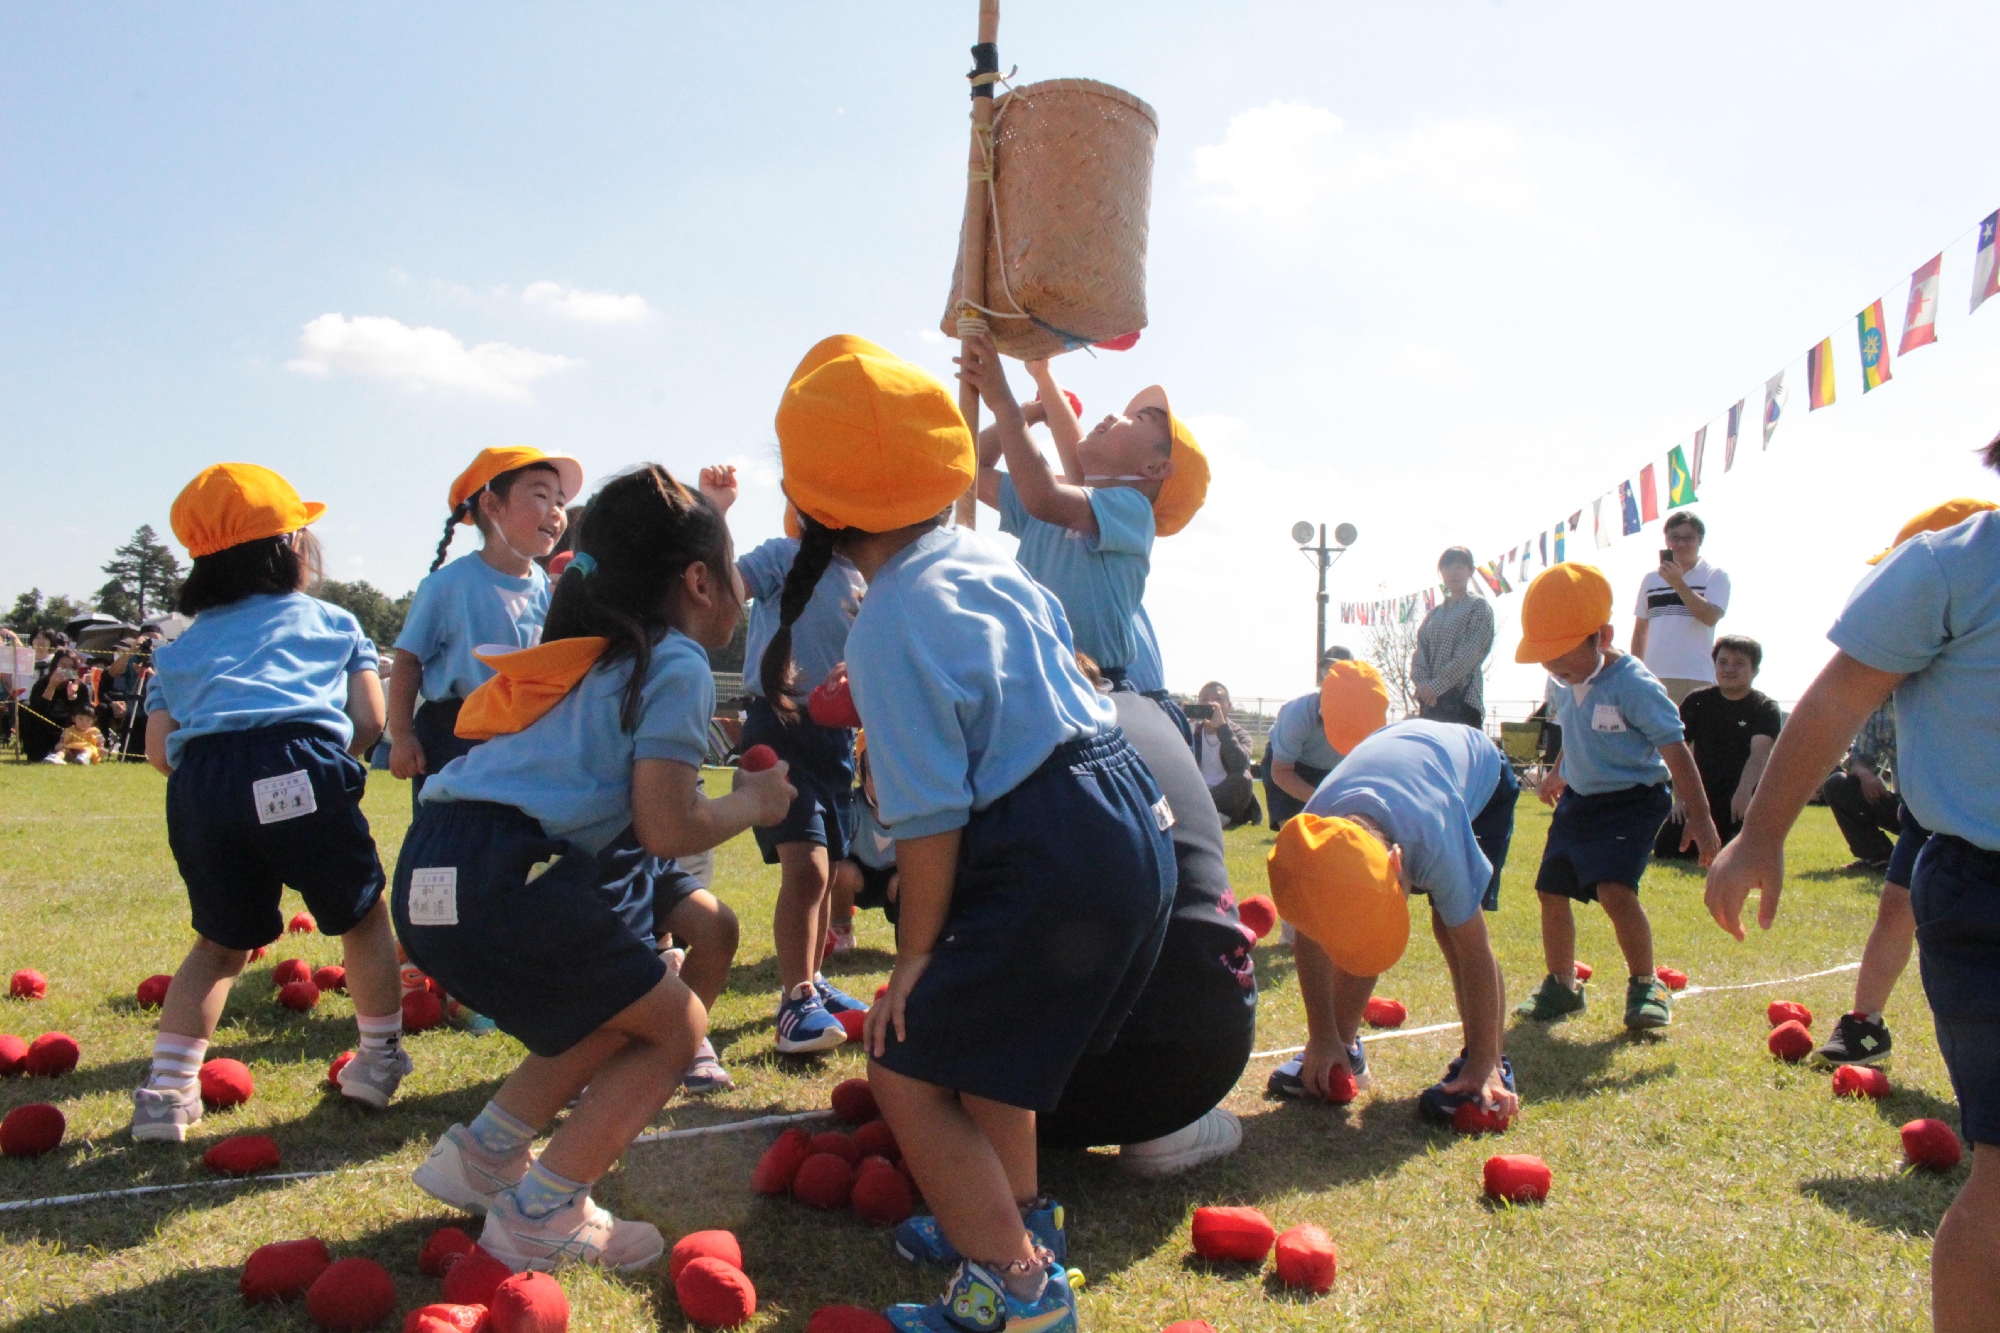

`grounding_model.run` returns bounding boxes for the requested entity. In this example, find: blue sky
[7,2,2000,707]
